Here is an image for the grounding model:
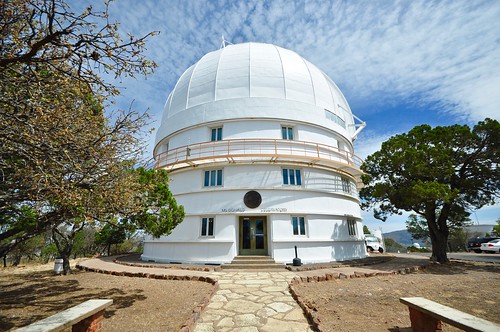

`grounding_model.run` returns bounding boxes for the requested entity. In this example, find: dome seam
[301,57,317,106]
[273,44,287,100]
[186,54,206,110]
[214,46,225,101]
[248,43,252,98]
